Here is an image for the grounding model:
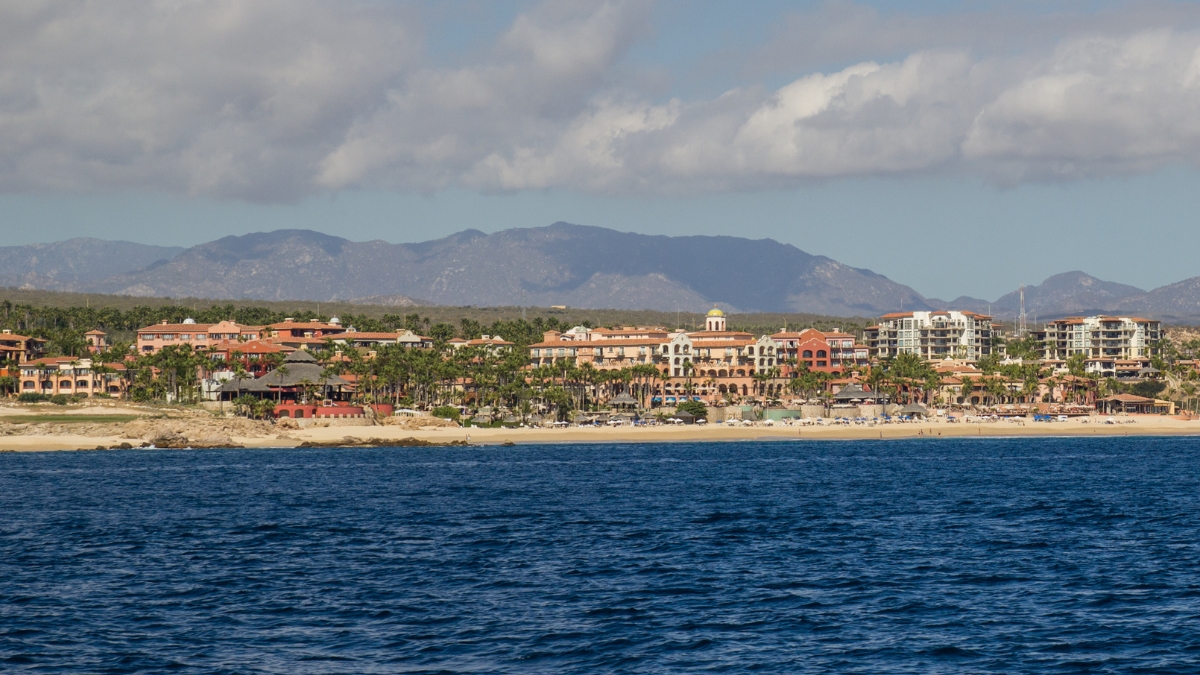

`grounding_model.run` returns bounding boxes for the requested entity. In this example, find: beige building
[1036,316,1161,360]
[0,329,46,364]
[19,357,127,397]
[865,310,994,361]
[527,309,784,402]
[137,319,266,354]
